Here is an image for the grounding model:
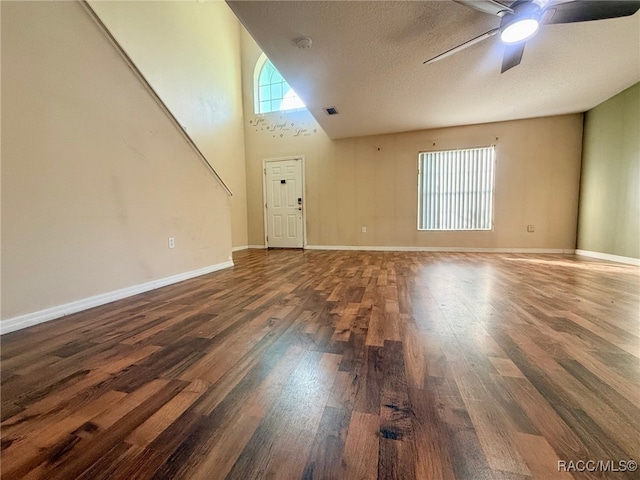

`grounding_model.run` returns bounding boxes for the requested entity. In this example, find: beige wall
[1,1,234,320]
[577,83,640,259]
[88,0,248,248]
[241,30,583,249]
